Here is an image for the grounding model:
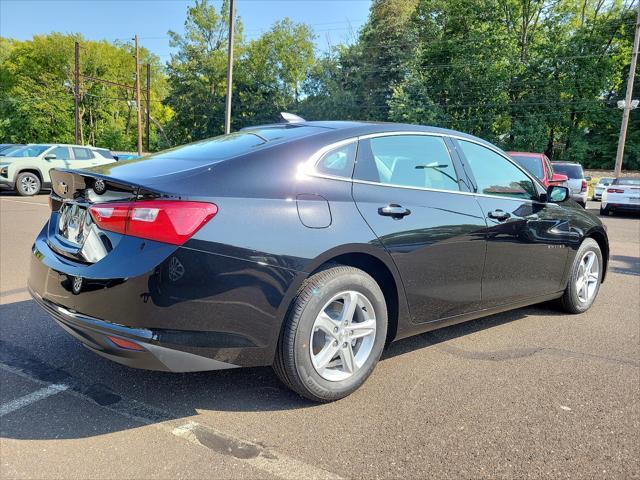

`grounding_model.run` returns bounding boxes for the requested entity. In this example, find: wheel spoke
[315,312,340,339]
[339,344,356,373]
[313,342,340,371]
[348,318,376,339]
[584,253,595,272]
[340,291,359,325]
